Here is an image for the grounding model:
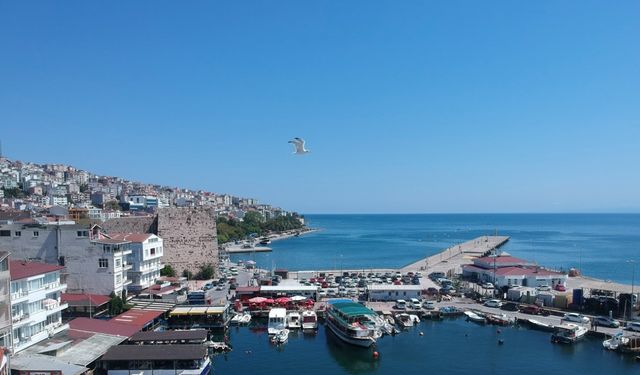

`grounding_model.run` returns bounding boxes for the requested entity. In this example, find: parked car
[395,299,407,309]
[536,285,551,291]
[410,298,422,309]
[481,282,494,289]
[423,300,436,310]
[554,284,567,292]
[426,287,439,295]
[563,313,590,324]
[594,316,620,328]
[484,299,503,308]
[627,322,640,332]
[500,302,519,311]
